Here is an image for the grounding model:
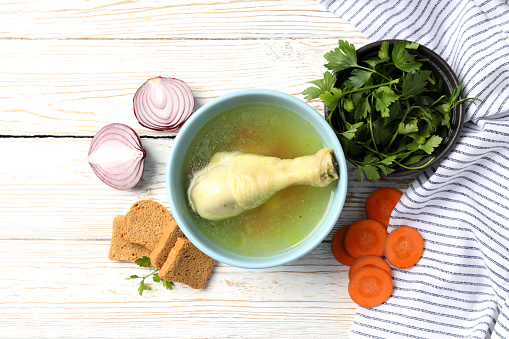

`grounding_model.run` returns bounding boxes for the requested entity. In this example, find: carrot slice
[331,225,356,266]
[344,219,387,259]
[384,226,424,269]
[348,255,392,280]
[365,187,403,228]
[348,266,393,308]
